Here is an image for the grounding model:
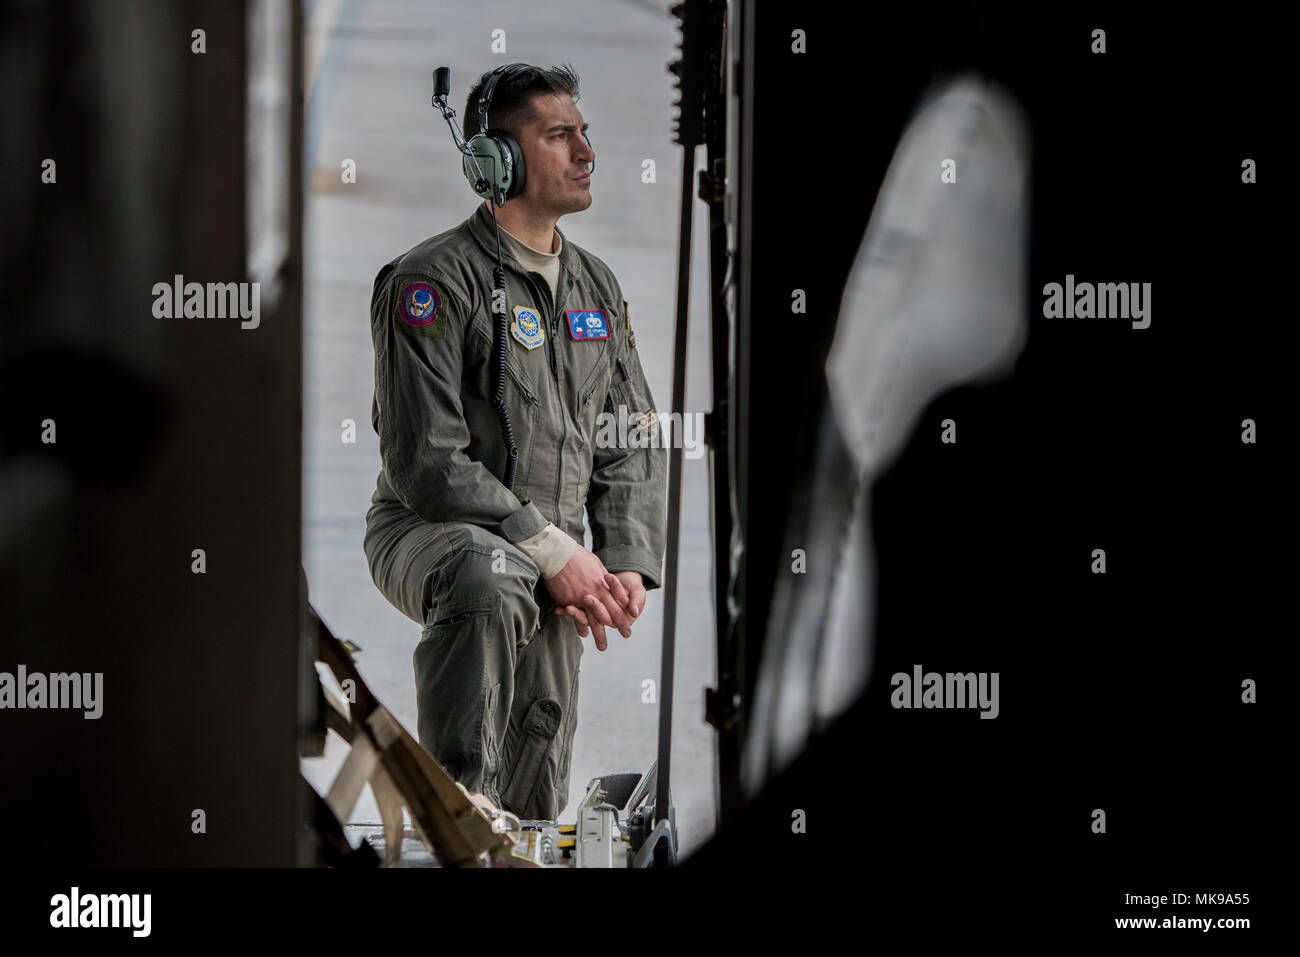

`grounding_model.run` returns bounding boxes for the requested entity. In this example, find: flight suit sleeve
[586,296,668,591]
[370,265,548,544]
